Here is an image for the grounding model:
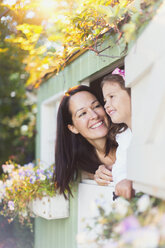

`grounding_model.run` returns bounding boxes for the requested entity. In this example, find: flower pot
[30,194,69,220]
